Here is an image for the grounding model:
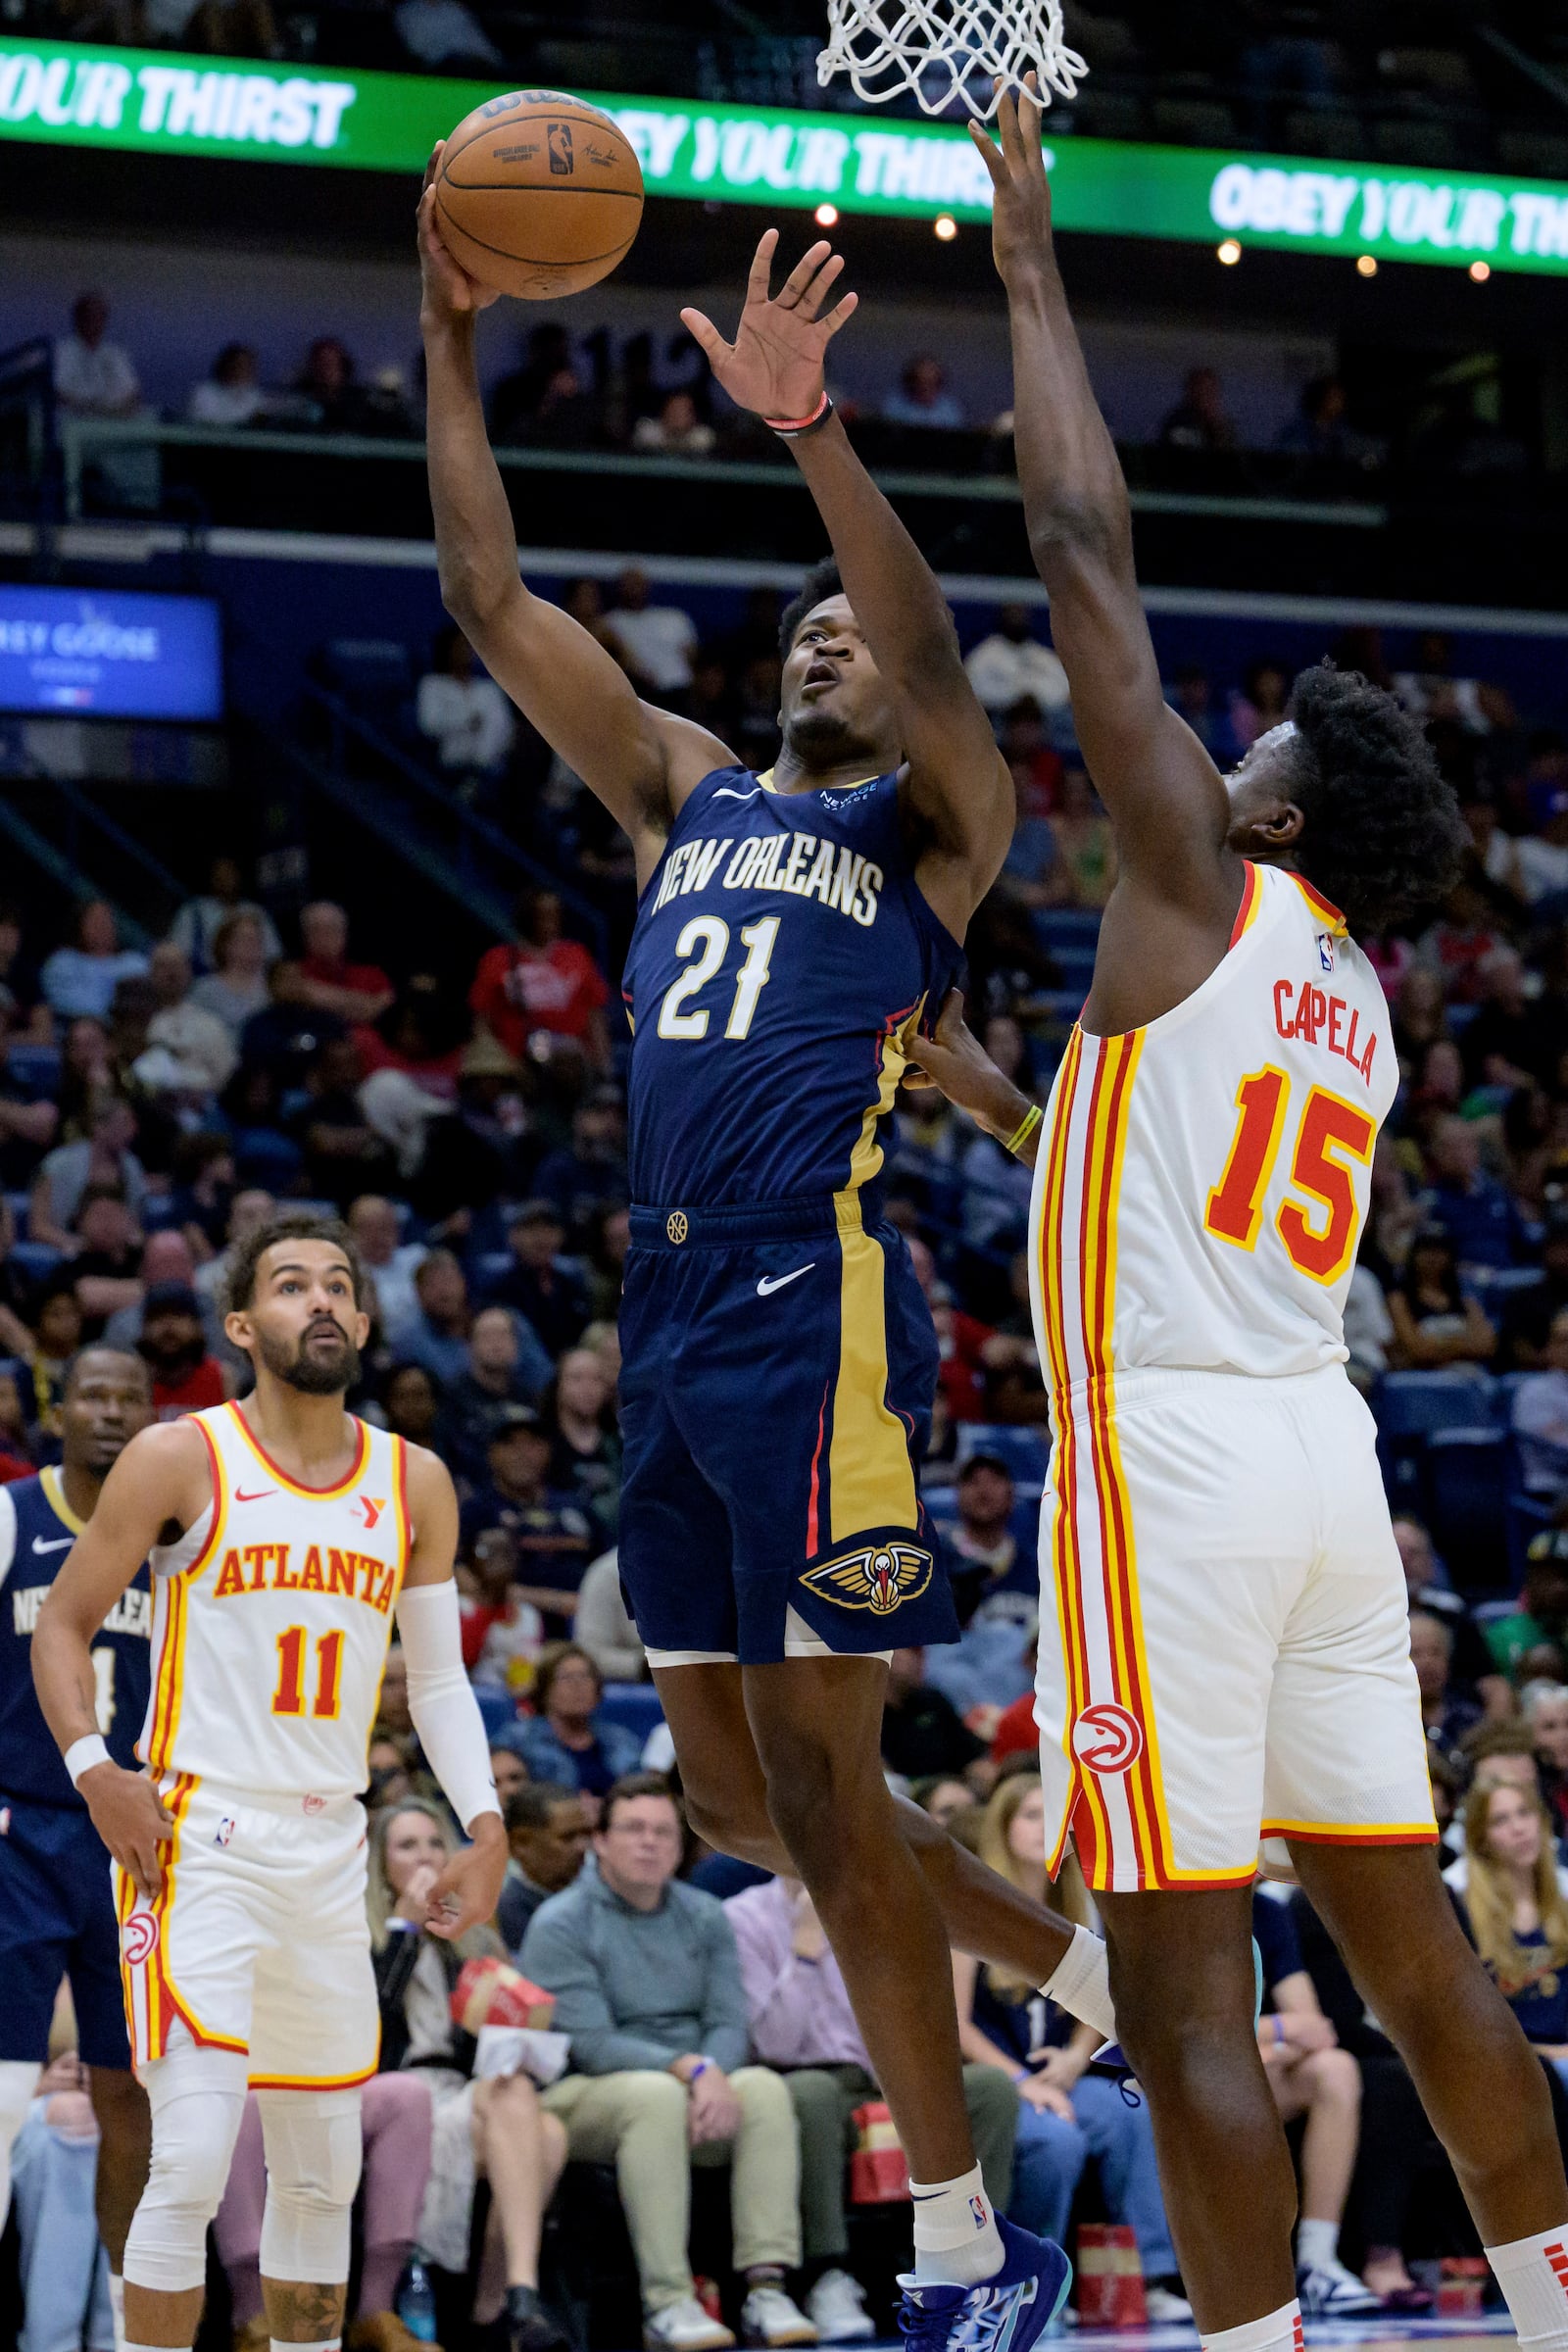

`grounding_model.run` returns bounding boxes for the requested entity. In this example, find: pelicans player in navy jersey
[421,169,1114,2345]
[34,1214,508,2352]
[900,83,1568,2352]
[0,1347,154,2340]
